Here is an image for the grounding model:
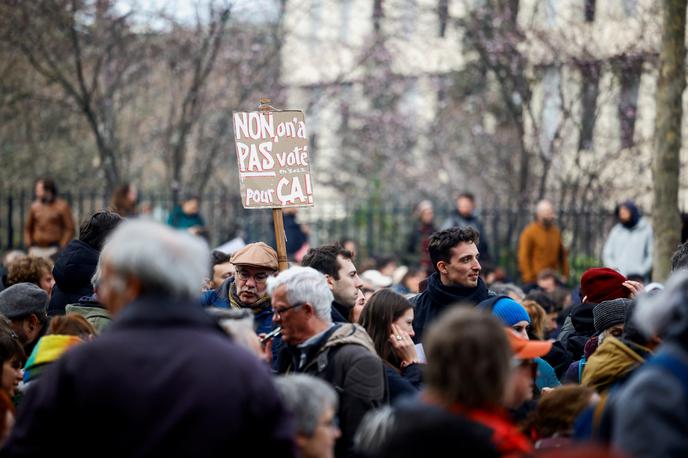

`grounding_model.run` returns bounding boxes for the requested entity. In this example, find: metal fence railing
[0,189,615,282]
